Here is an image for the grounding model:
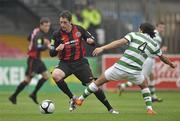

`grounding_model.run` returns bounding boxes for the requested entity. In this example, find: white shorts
[142,57,155,78]
[104,64,145,85]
